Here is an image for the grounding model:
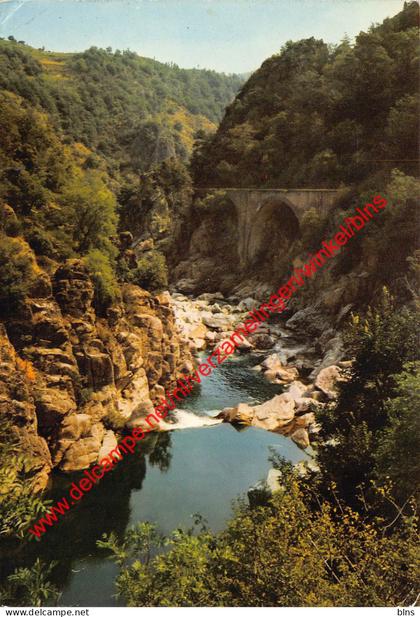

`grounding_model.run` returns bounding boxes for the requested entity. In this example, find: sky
[0,0,406,73]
